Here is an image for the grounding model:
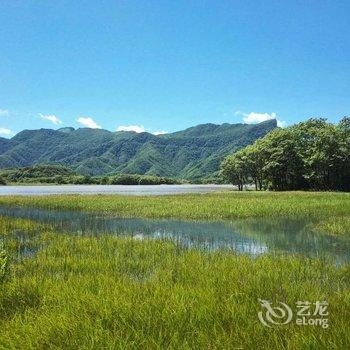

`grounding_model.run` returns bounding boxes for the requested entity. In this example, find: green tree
[0,176,6,186]
[337,117,350,191]
[221,118,349,191]
[293,118,349,190]
[261,128,304,190]
[220,151,248,190]
[244,144,266,190]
